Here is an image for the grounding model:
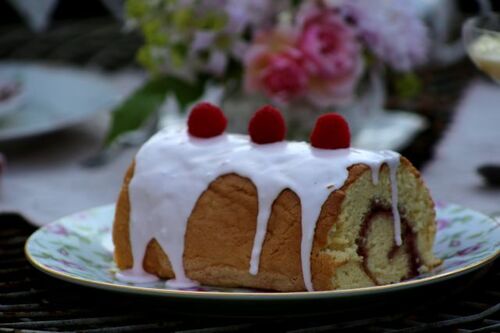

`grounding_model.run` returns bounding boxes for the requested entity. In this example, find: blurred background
[0,1,499,332]
[0,0,499,225]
